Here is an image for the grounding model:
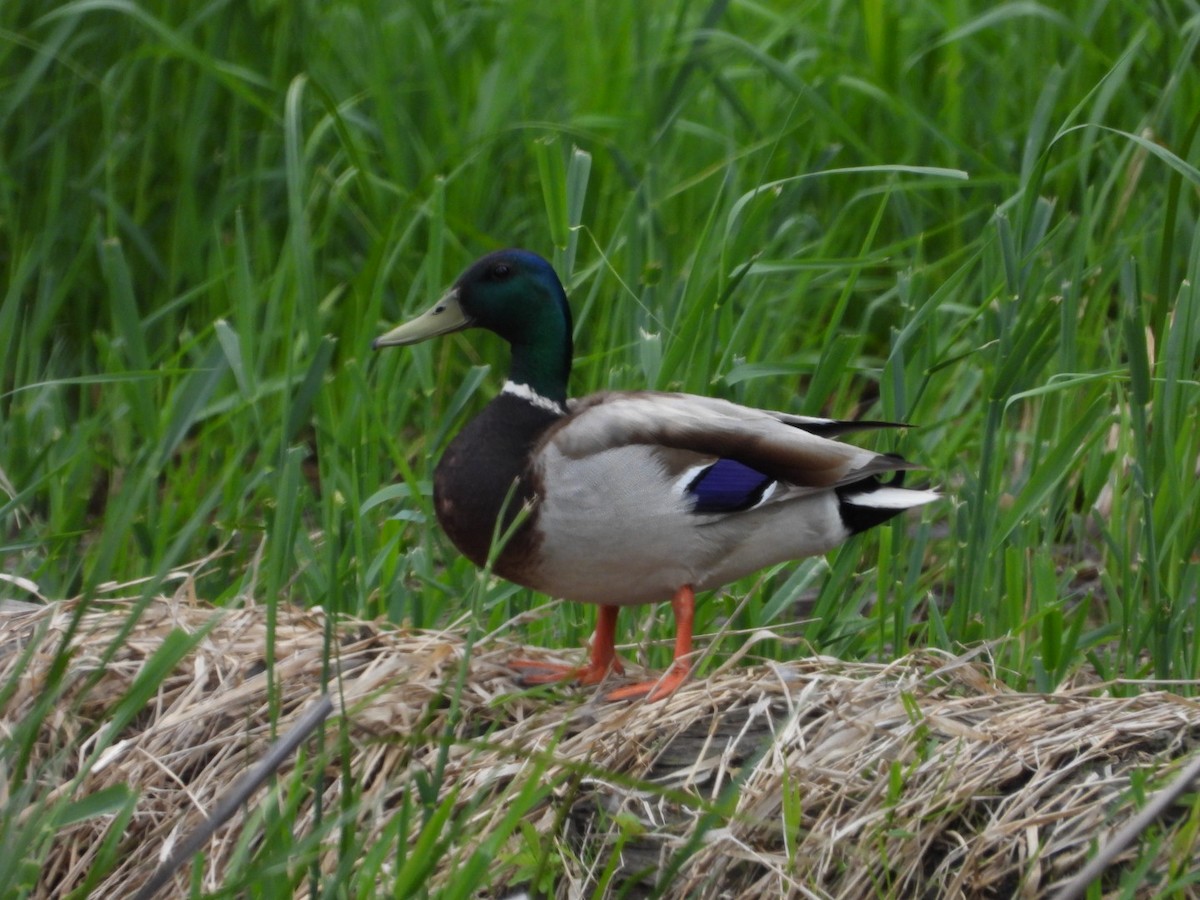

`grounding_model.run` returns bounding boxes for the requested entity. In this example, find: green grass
[2,0,1199,895]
